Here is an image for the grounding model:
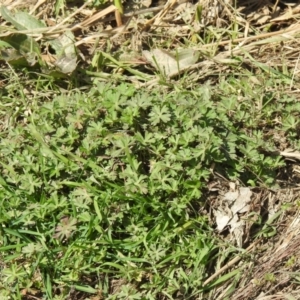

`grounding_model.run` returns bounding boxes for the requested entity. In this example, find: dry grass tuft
[0,0,300,87]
